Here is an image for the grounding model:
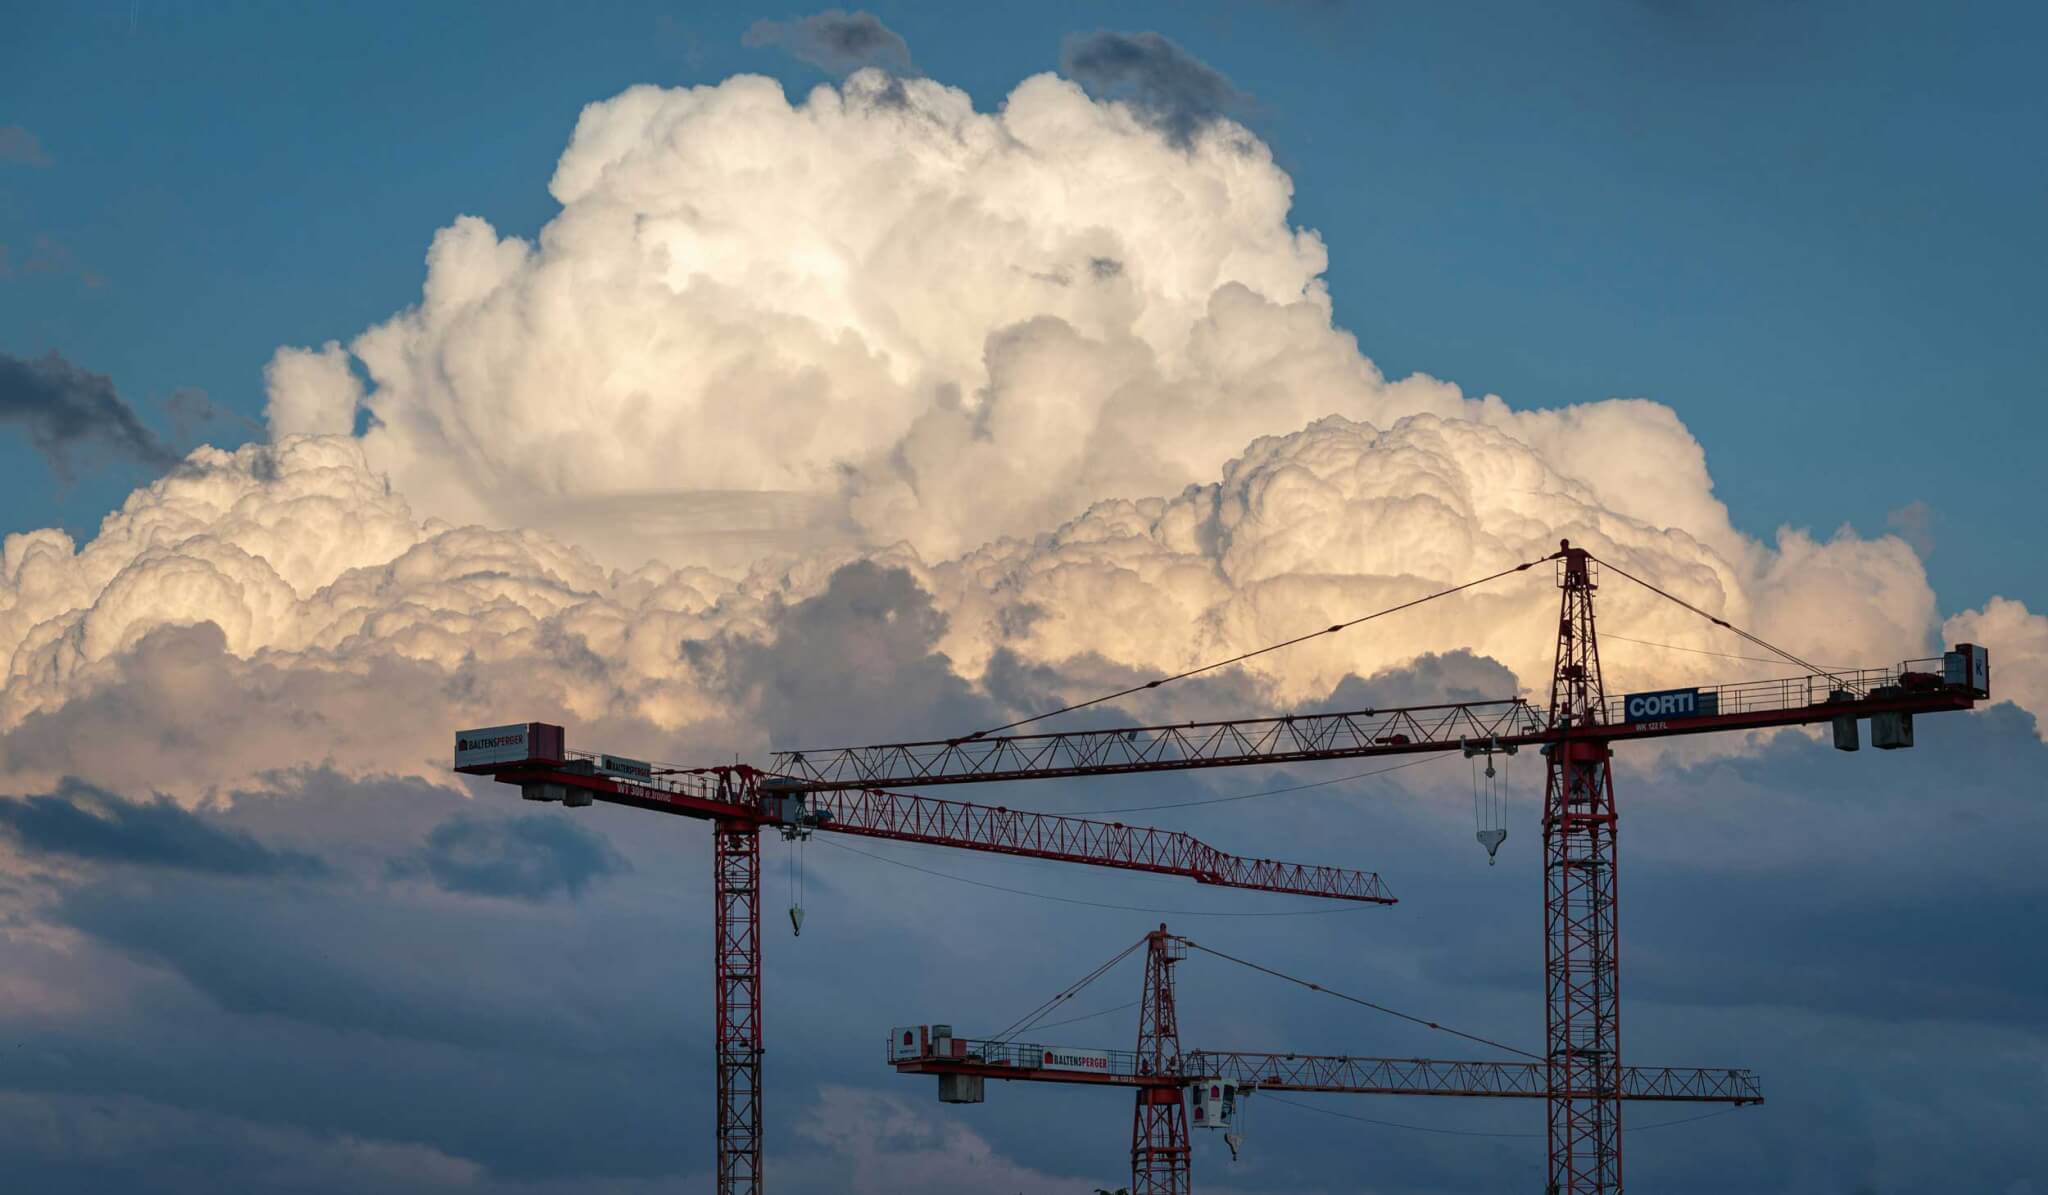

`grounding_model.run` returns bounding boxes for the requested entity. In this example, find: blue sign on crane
[1621,687,1719,723]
